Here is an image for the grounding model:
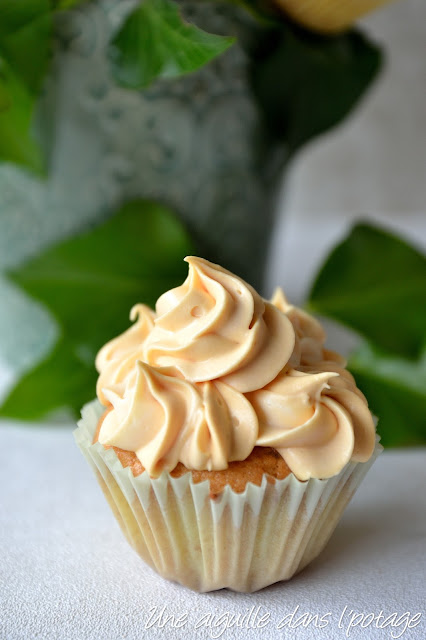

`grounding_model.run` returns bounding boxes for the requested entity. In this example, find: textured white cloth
[1,421,425,640]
